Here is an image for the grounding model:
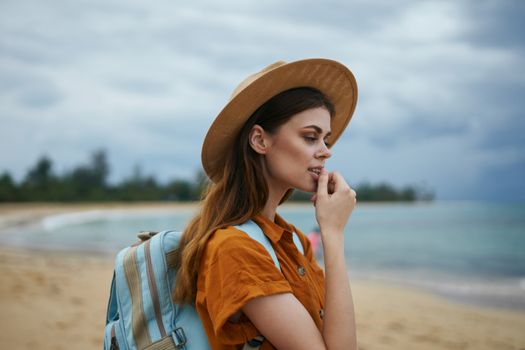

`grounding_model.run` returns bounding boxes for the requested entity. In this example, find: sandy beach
[1,203,524,350]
